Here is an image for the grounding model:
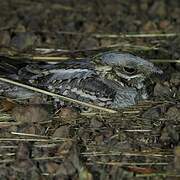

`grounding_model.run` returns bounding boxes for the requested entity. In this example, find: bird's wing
[18,64,96,83]
[17,64,116,106]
